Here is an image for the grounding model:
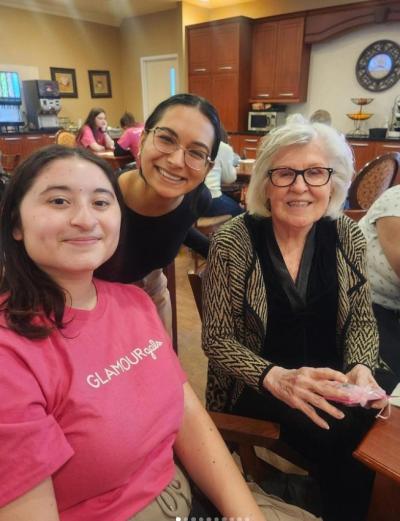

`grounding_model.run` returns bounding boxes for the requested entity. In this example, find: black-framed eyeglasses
[149,127,213,171]
[267,167,334,187]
